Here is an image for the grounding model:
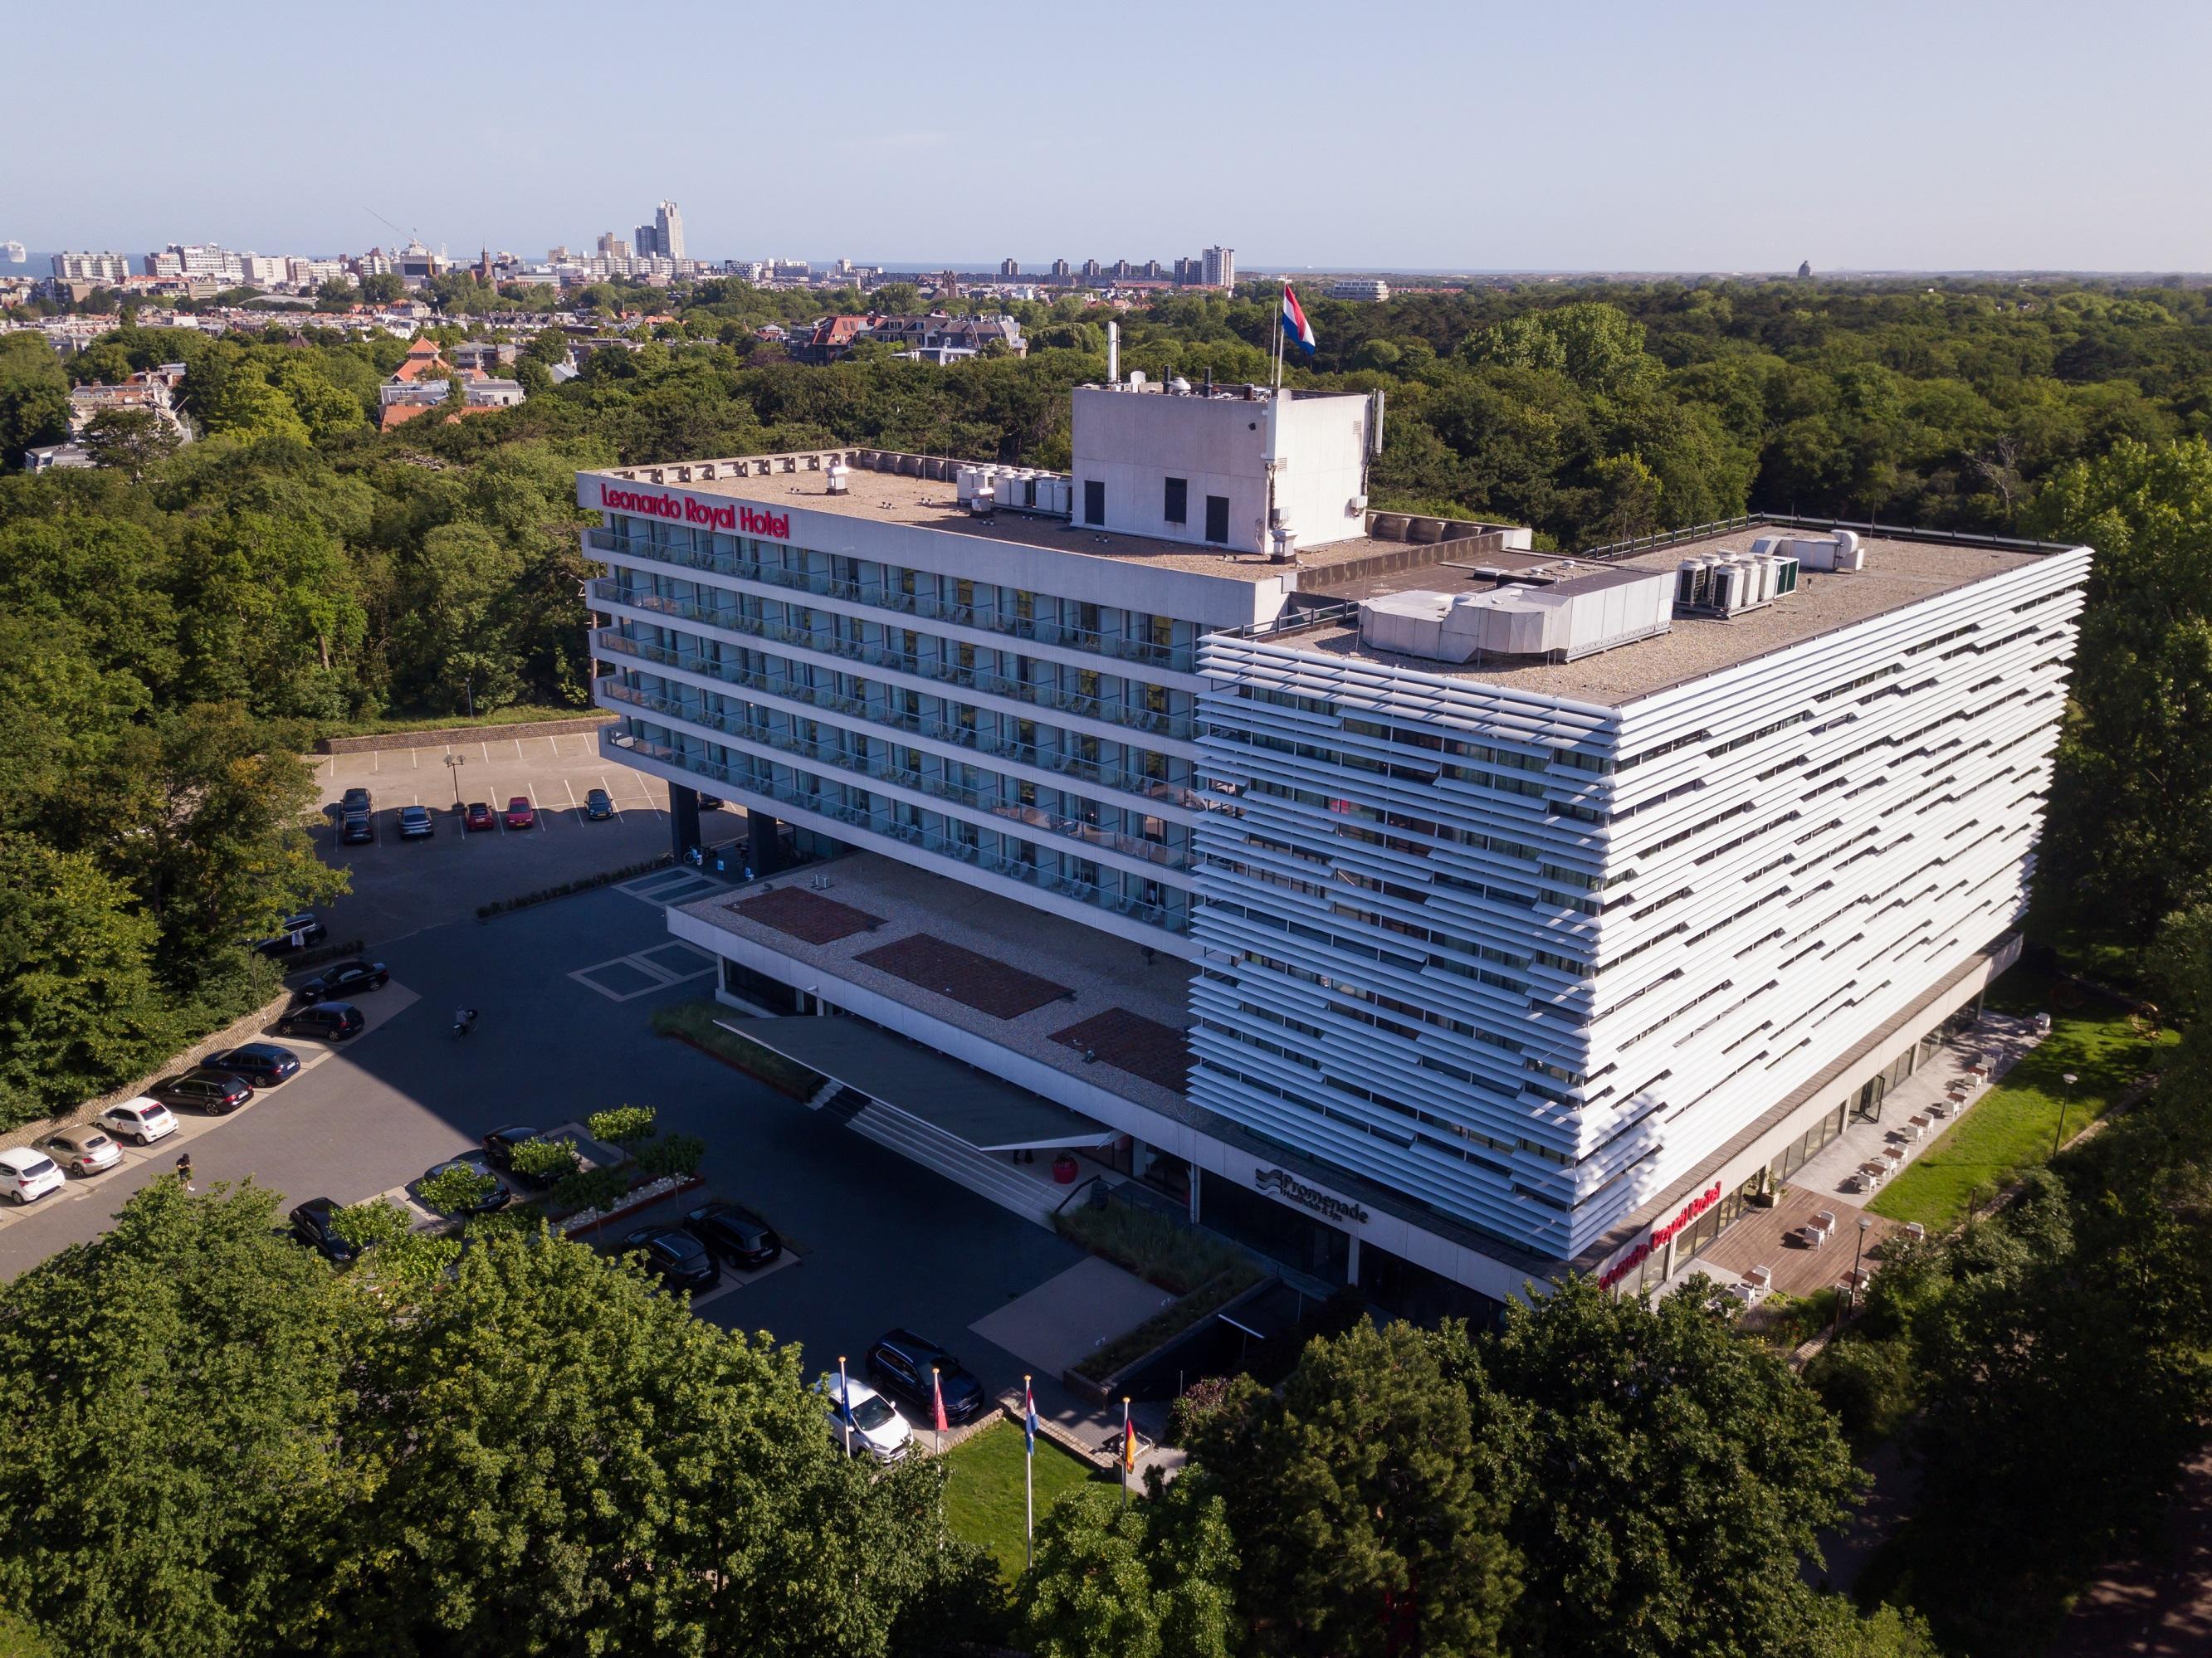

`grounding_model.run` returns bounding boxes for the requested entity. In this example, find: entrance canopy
[730,1015,1116,1152]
